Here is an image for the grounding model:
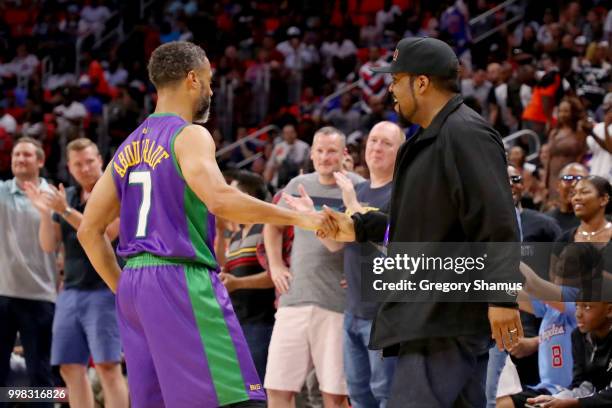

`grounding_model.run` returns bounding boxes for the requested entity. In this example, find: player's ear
[186,70,199,89]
